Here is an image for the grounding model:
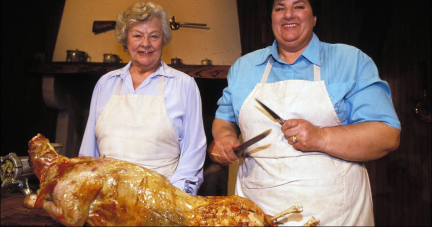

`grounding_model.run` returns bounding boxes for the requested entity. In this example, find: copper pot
[201,58,212,66]
[66,49,91,62]
[103,54,122,63]
[171,57,183,65]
